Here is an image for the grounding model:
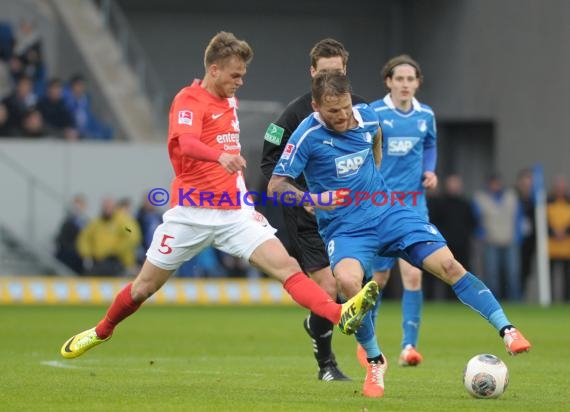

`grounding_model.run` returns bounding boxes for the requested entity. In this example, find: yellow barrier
[0,277,296,305]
